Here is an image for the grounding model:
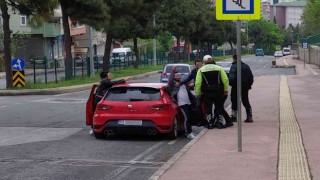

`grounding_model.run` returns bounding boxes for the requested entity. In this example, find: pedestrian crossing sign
[216,0,261,20]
